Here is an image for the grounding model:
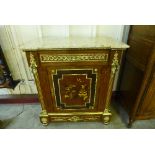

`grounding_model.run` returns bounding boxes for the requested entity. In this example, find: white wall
[0,25,126,94]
